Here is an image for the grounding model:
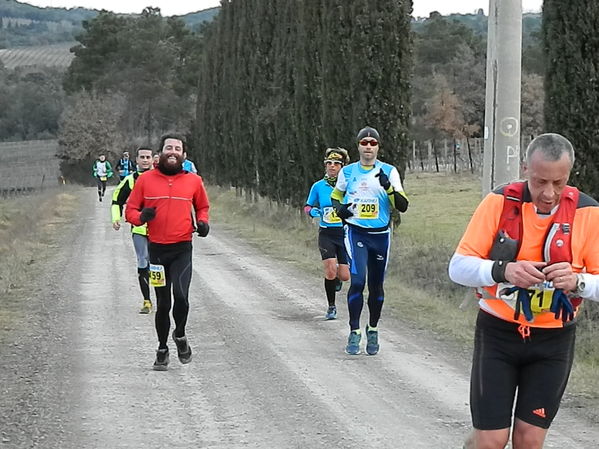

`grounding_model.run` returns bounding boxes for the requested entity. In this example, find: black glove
[337,203,354,220]
[196,220,210,237]
[140,207,156,223]
[501,286,534,322]
[515,287,534,322]
[375,168,391,190]
[550,289,575,323]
